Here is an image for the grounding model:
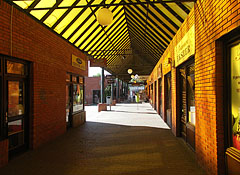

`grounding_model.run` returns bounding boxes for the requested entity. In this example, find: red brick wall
[148,0,240,174]
[0,0,88,167]
[194,1,240,174]
[85,77,101,104]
